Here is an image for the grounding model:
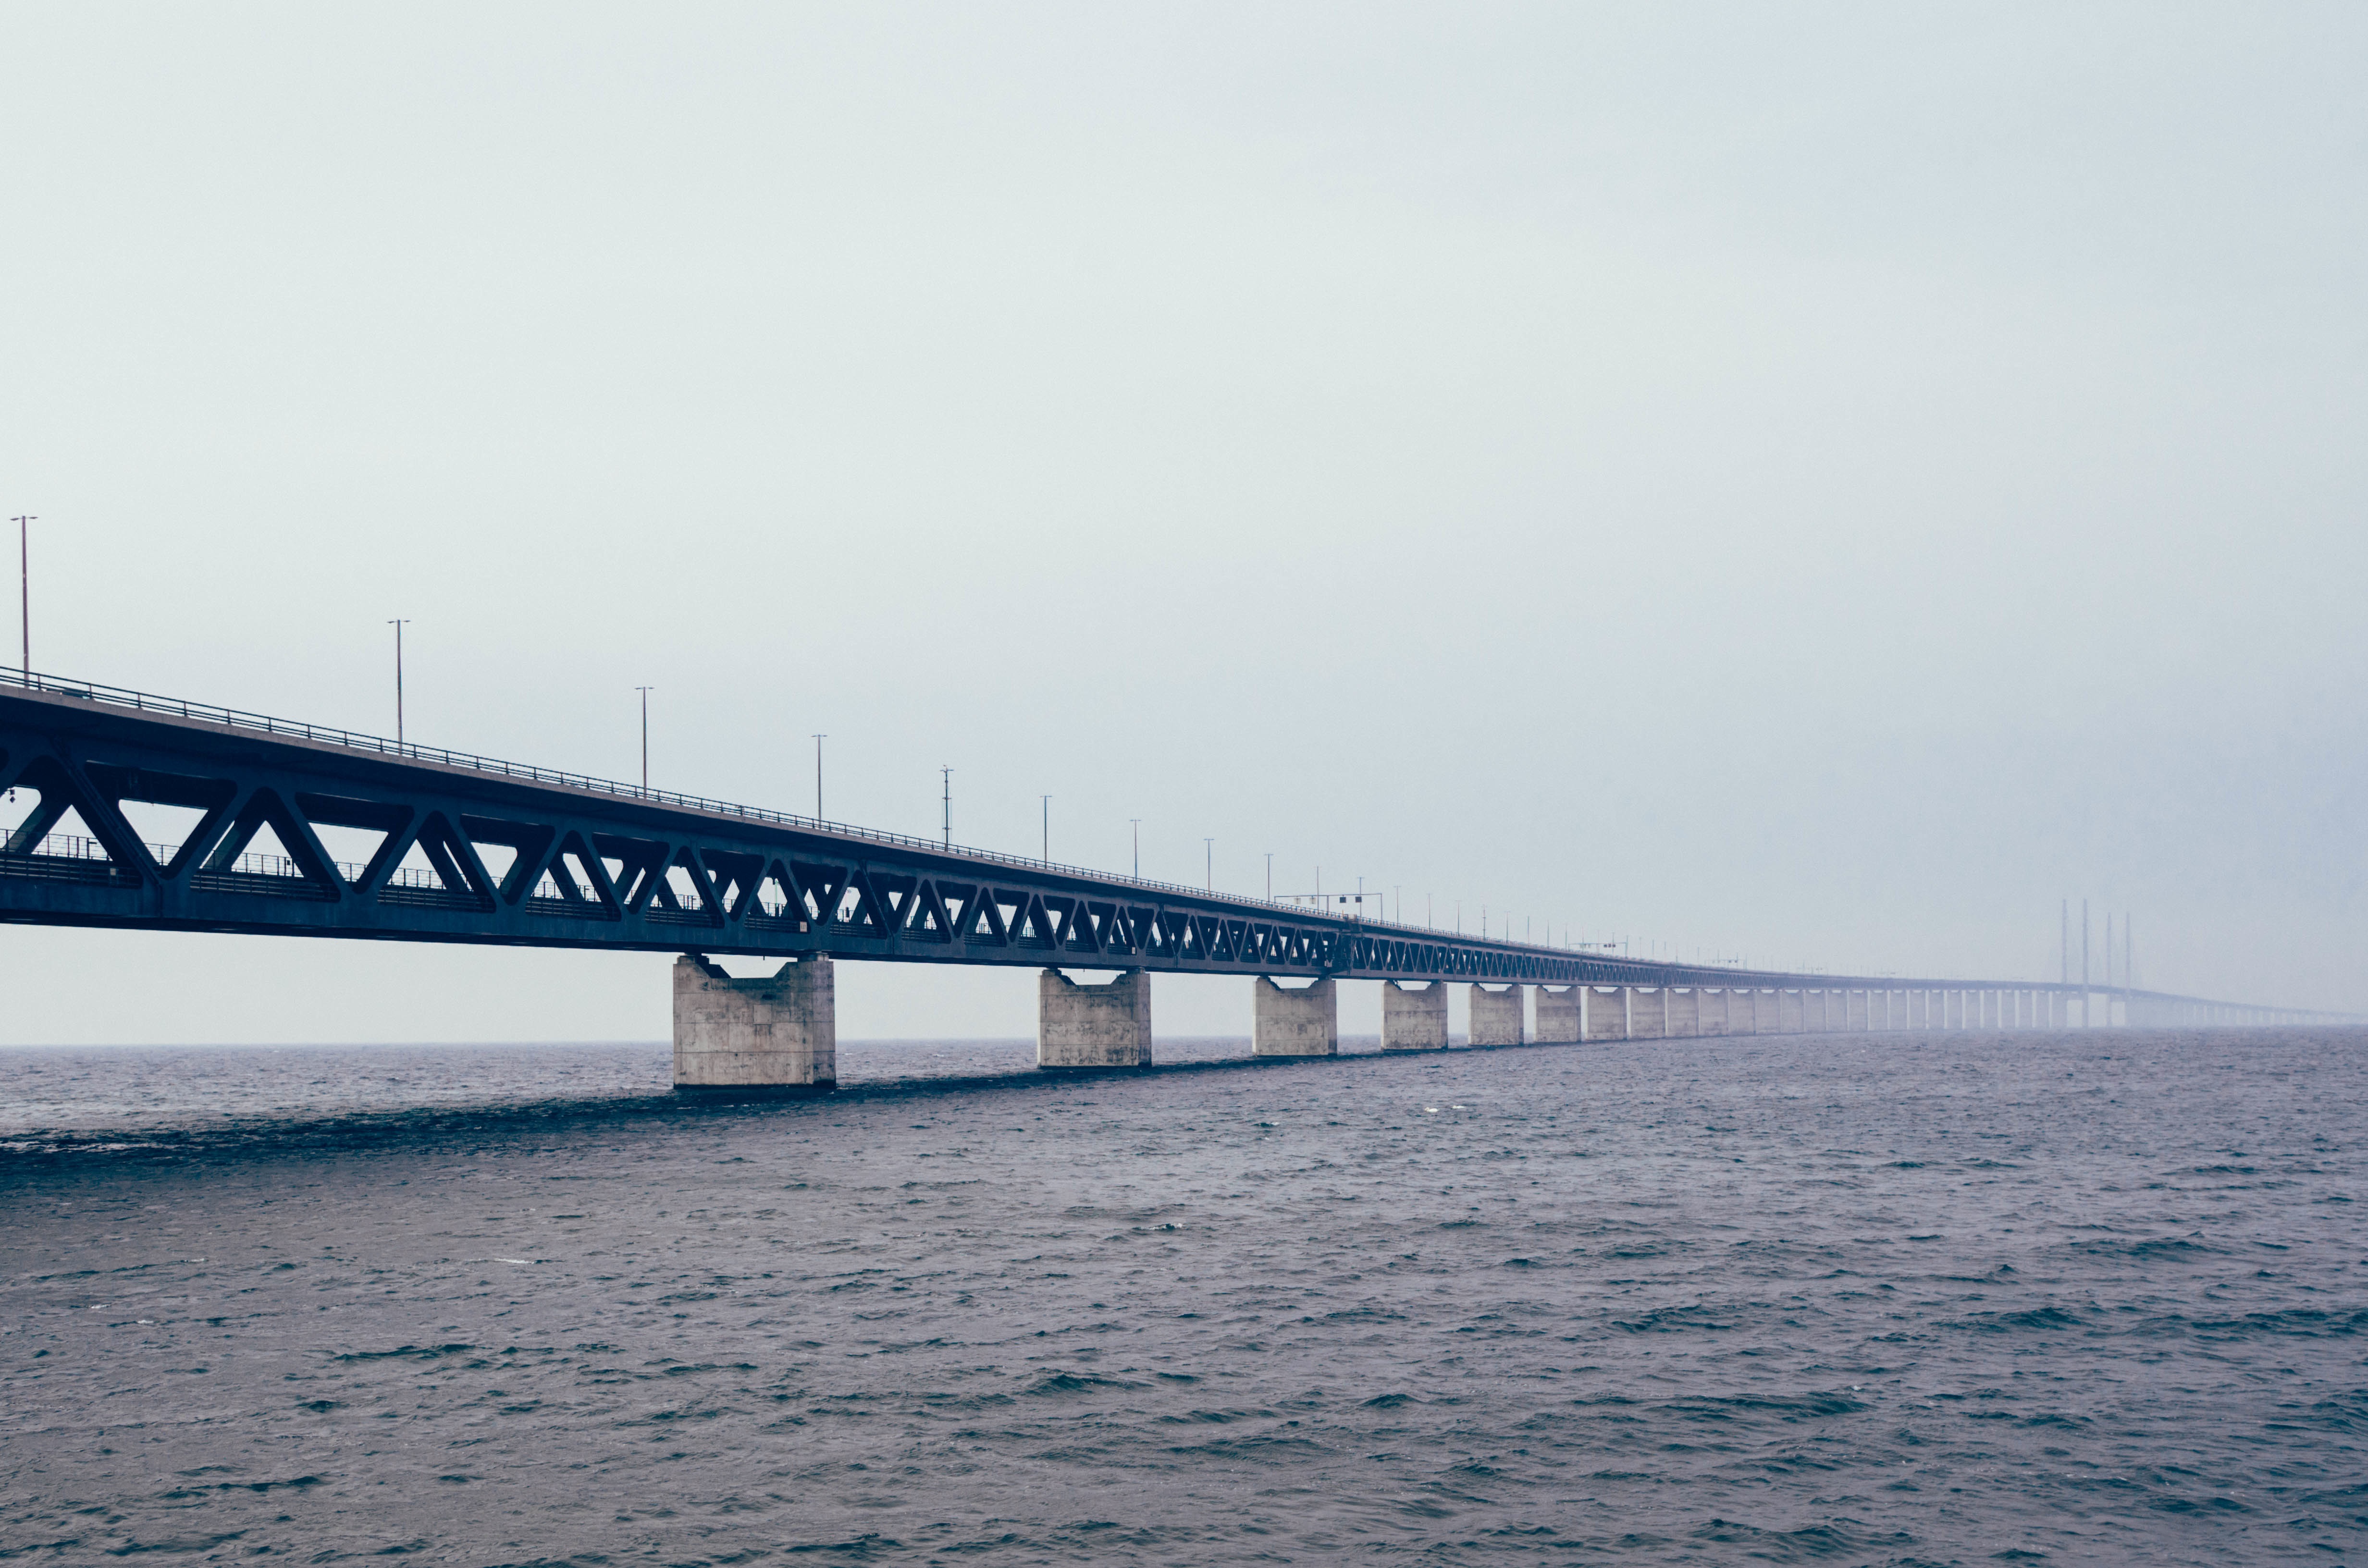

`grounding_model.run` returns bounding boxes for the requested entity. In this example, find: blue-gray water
[2,1027,2363,1565]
